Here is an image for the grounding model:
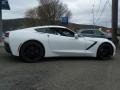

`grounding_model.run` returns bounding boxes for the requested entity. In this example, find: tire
[20,41,44,62]
[97,43,113,60]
